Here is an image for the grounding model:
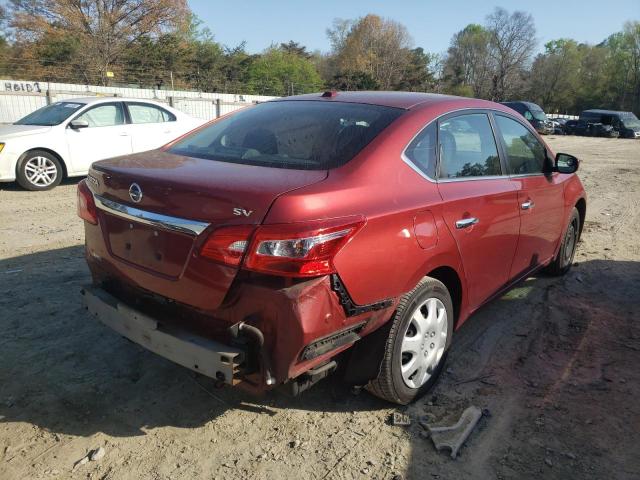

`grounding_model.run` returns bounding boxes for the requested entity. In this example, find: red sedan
[78,92,586,404]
